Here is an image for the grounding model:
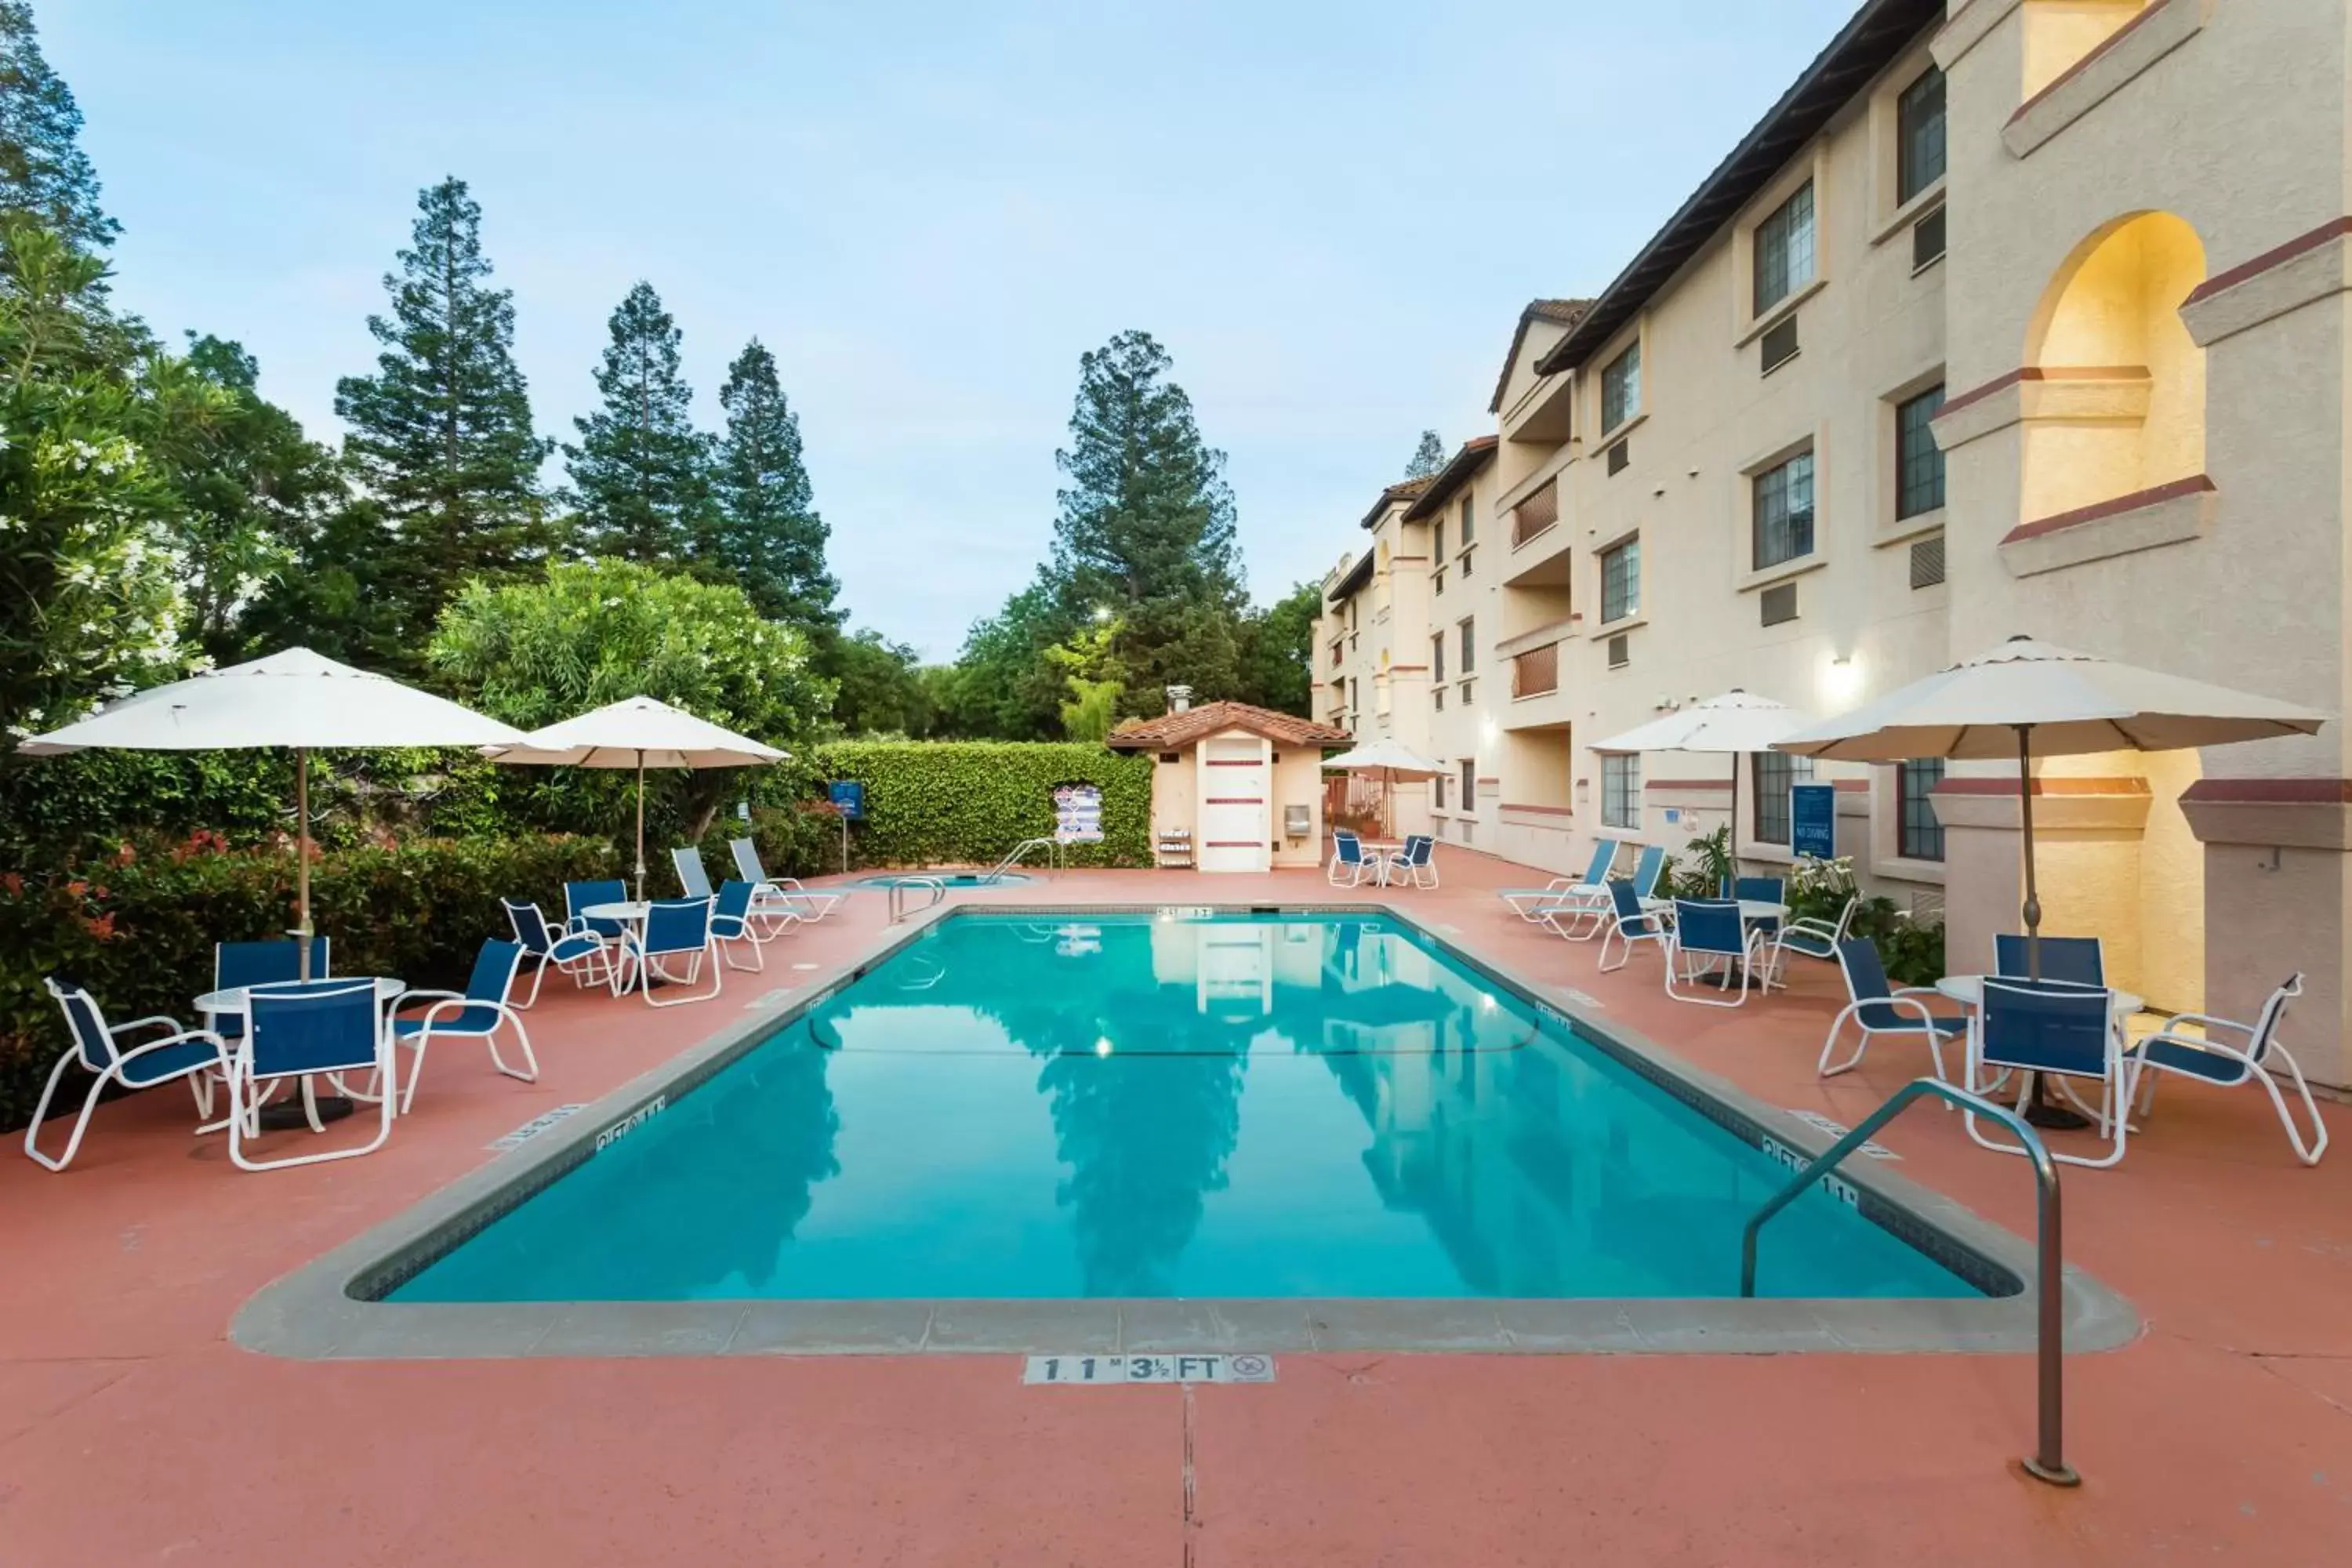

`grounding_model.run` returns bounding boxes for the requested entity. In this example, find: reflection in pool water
[391,913,1983,1304]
